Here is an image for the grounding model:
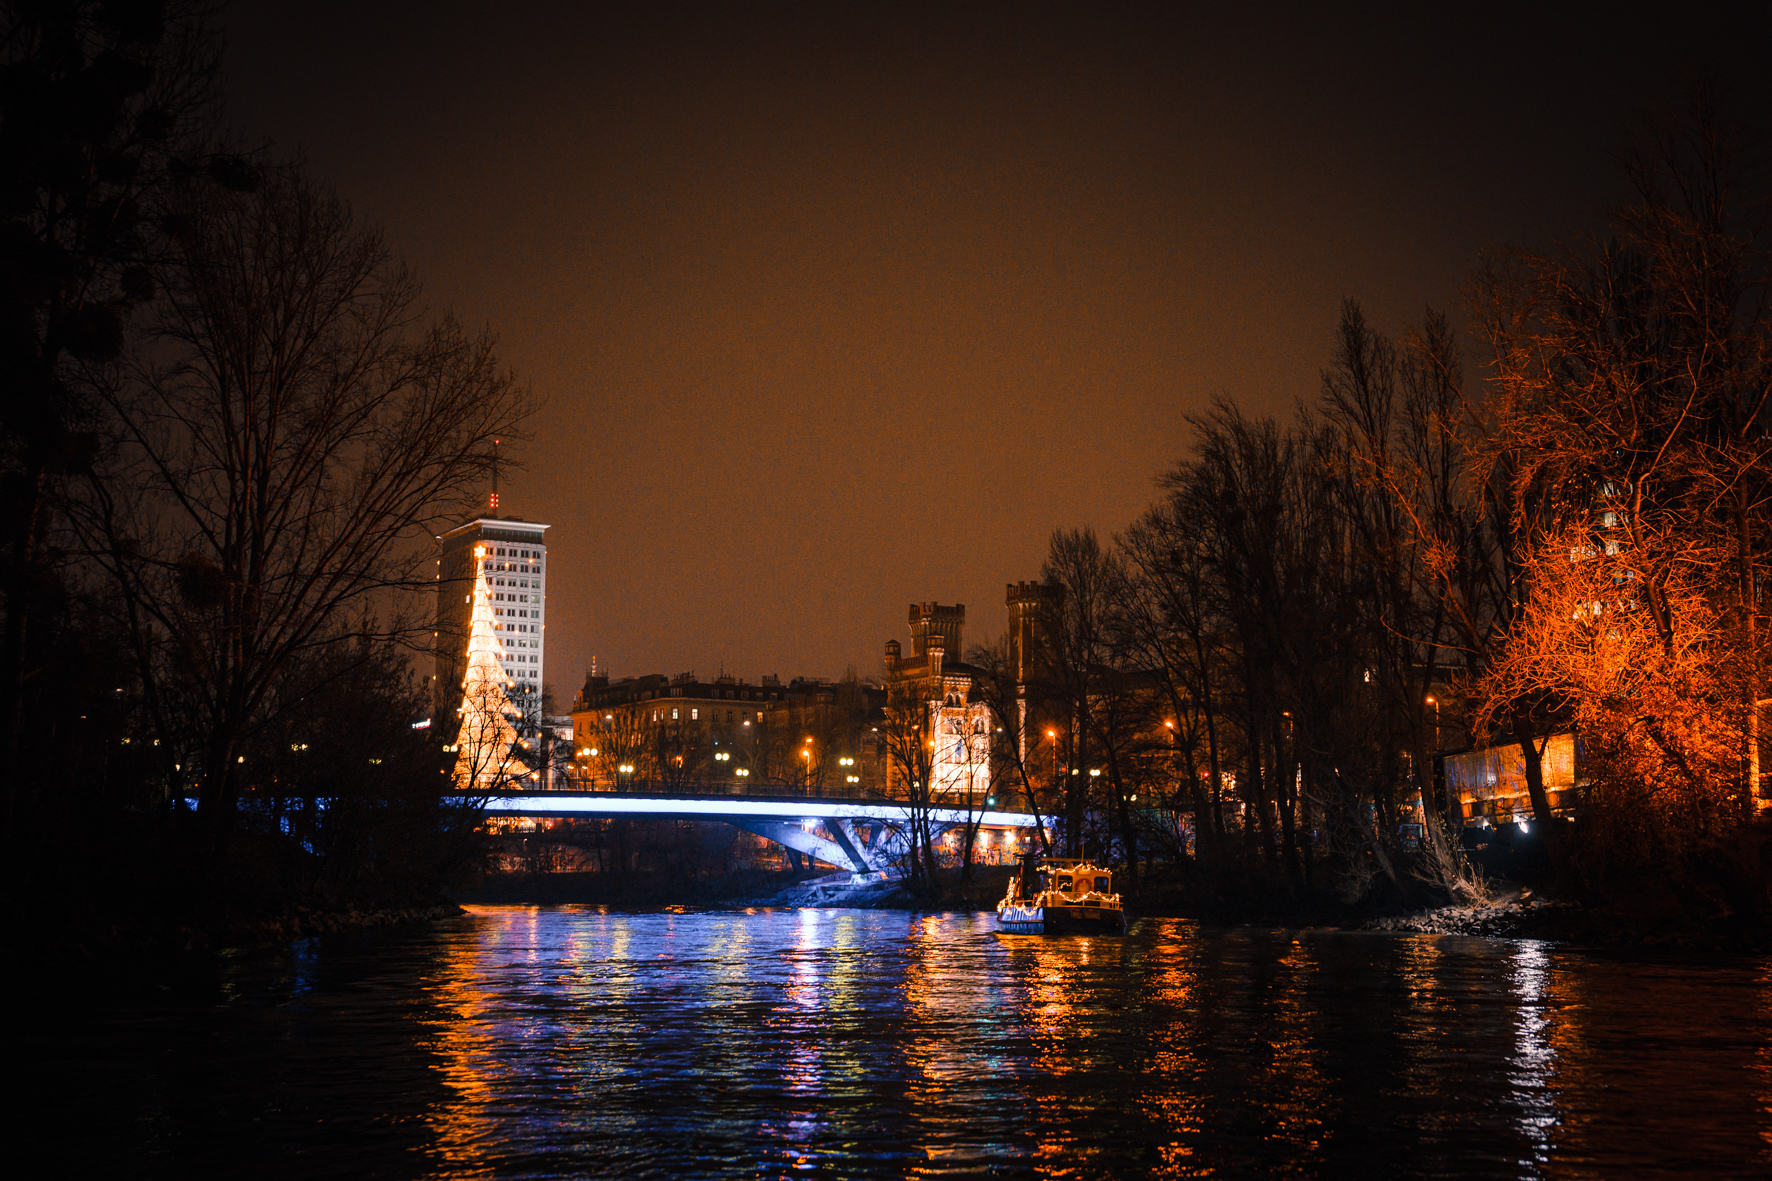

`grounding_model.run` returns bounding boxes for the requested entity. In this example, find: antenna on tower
[489,439,501,512]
